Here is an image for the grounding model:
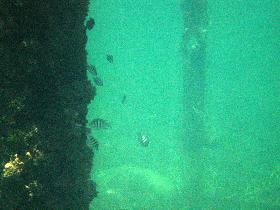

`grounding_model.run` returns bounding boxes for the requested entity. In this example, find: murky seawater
[86,0,280,209]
